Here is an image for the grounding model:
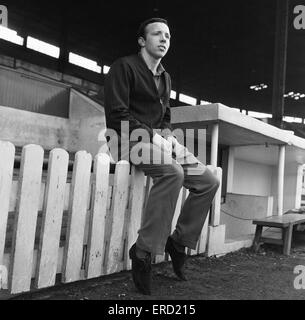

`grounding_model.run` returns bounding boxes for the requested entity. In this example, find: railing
[0,140,221,295]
